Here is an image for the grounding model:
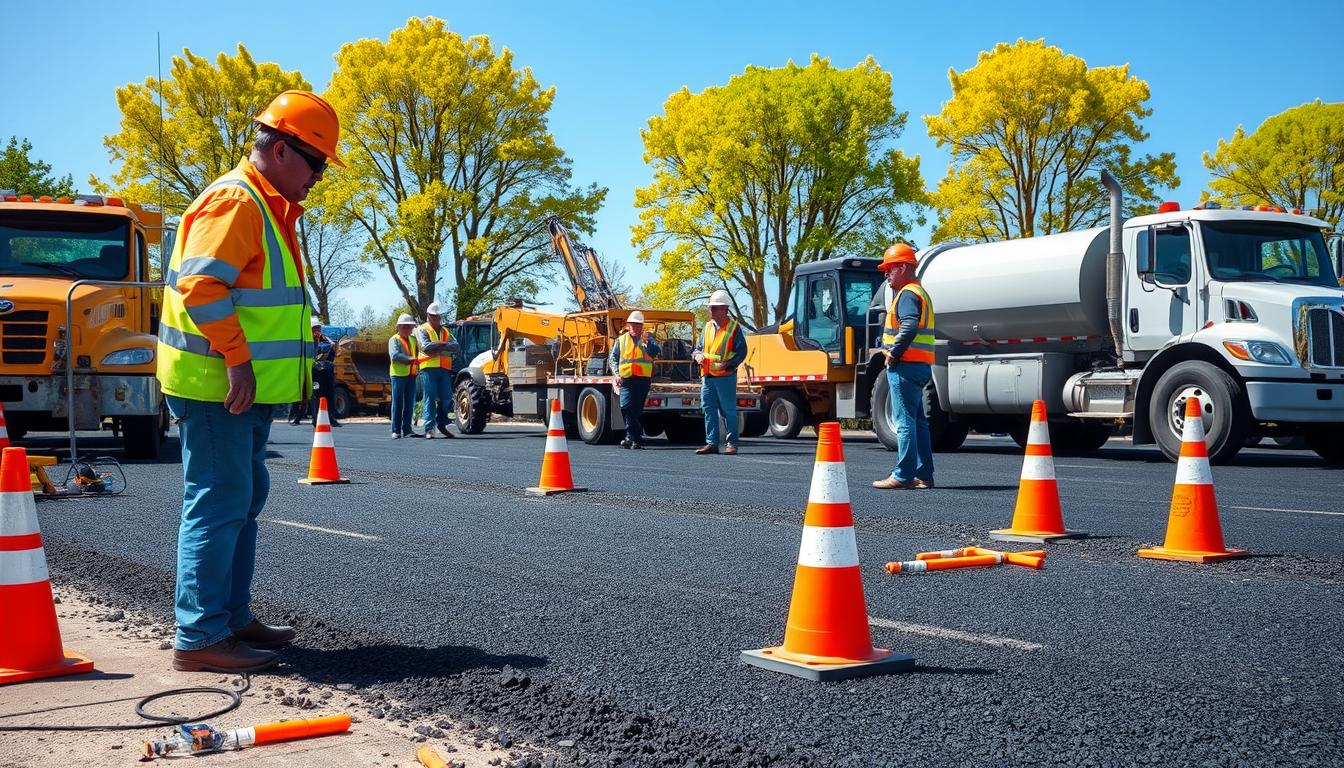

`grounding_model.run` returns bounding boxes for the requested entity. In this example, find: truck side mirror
[1136,228,1156,275]
[1329,233,1343,281]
